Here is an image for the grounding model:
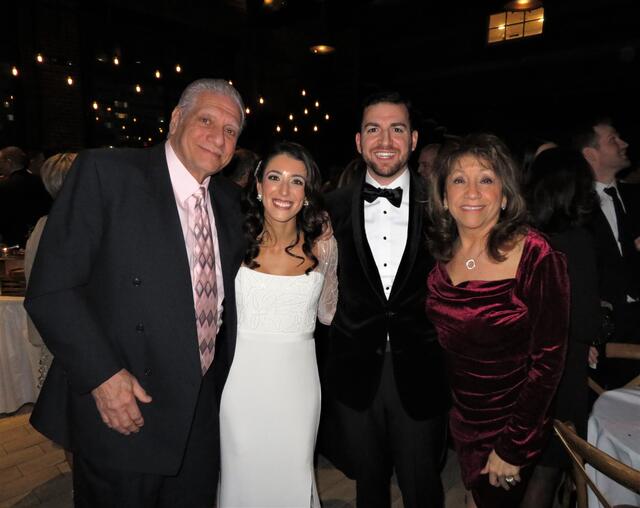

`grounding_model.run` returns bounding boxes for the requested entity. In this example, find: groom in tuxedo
[324,92,449,507]
[25,79,246,507]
